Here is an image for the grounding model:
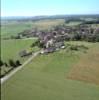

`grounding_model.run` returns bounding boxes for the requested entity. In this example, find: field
[1,21,33,38]
[1,39,39,76]
[1,19,65,38]
[65,21,82,26]
[1,41,99,100]
[67,43,99,85]
[1,39,39,62]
